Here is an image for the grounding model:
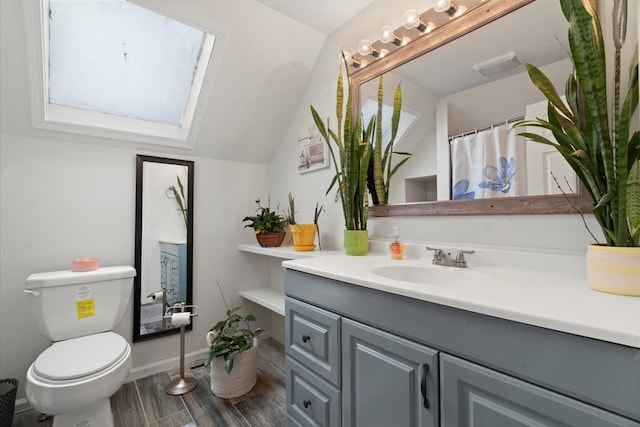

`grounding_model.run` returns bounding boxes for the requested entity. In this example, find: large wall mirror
[351,0,595,216]
[134,155,194,342]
